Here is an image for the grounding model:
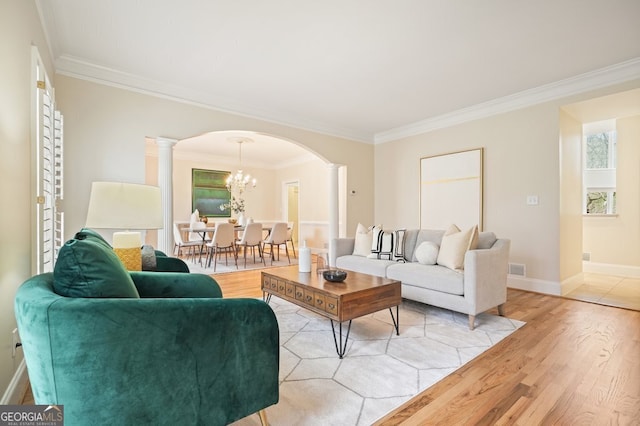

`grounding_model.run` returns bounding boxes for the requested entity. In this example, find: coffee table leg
[330,319,352,359]
[389,306,399,335]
